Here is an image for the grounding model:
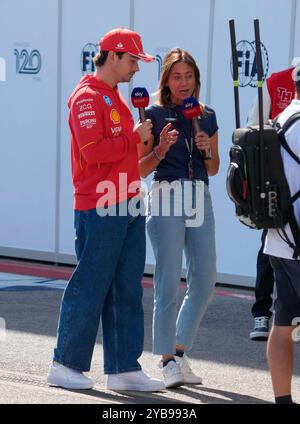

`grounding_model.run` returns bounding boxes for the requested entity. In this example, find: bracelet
[153,146,164,161]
